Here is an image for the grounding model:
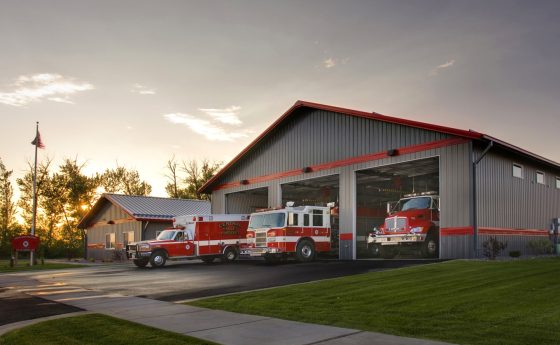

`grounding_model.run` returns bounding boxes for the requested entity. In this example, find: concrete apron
[1,274,456,345]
